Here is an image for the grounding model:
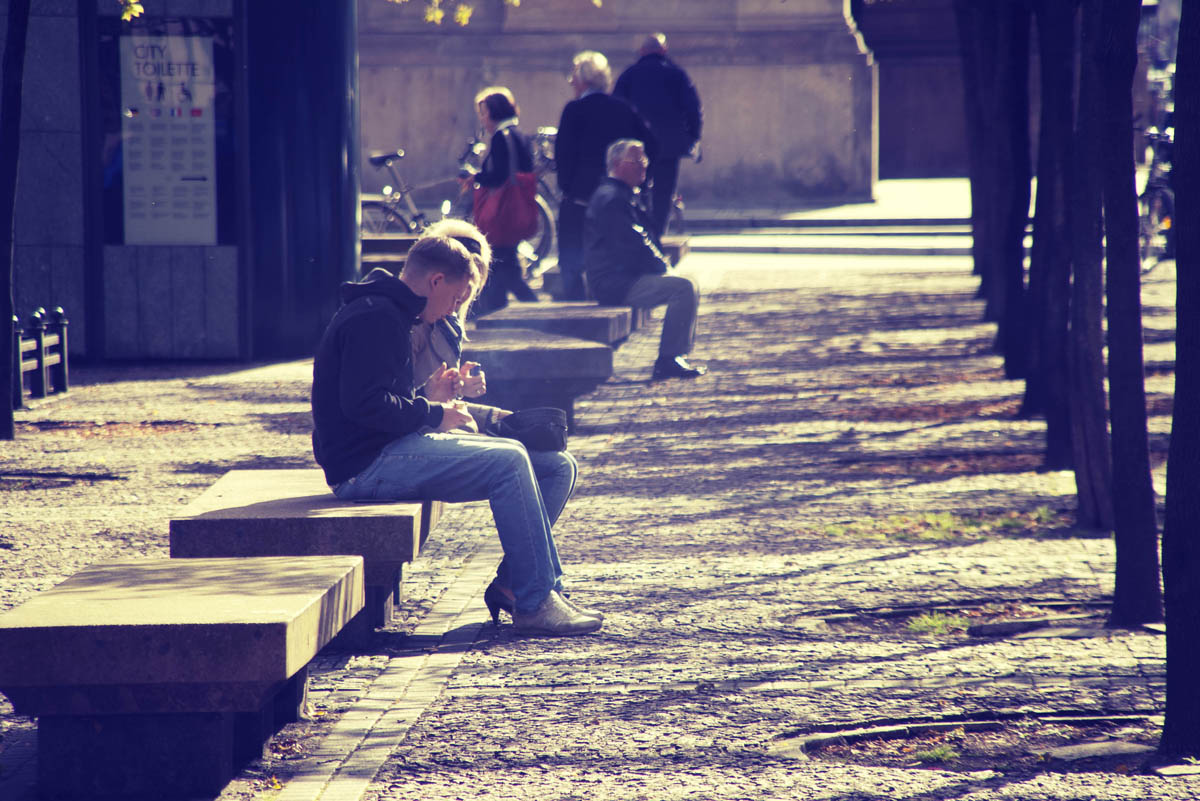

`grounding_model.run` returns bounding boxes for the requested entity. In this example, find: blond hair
[402,235,474,283]
[572,51,612,93]
[419,219,492,316]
